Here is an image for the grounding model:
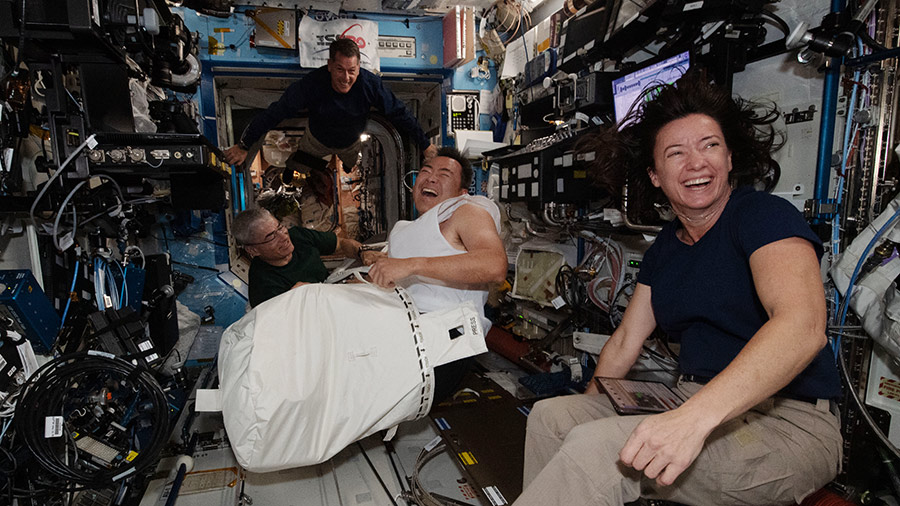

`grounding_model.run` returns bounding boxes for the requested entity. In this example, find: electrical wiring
[79,195,162,232]
[555,265,586,308]
[52,175,126,251]
[113,260,128,309]
[64,88,83,113]
[757,9,790,38]
[14,352,170,487]
[104,262,121,309]
[93,256,128,311]
[580,235,625,314]
[51,179,88,251]
[828,199,900,462]
[402,441,472,506]
[833,203,900,356]
[59,259,80,328]
[831,41,866,317]
[836,333,900,460]
[29,134,96,226]
[124,245,145,269]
